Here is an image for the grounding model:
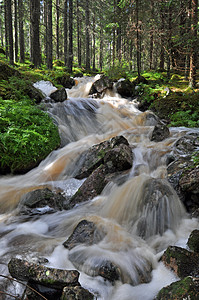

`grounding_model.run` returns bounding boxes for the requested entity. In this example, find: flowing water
[0,76,199,299]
